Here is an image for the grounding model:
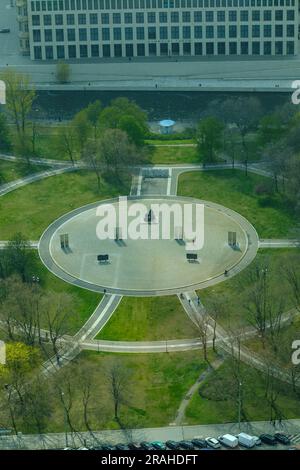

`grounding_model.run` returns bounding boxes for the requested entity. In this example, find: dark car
[0,28,10,33]
[260,434,277,446]
[115,443,129,450]
[274,433,291,445]
[101,444,115,451]
[166,440,180,450]
[128,443,142,450]
[191,438,207,449]
[151,441,166,450]
[140,441,155,450]
[178,440,194,450]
